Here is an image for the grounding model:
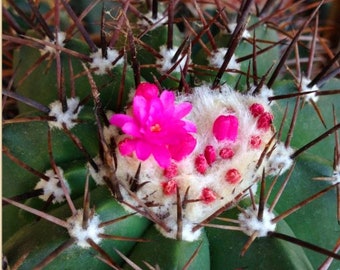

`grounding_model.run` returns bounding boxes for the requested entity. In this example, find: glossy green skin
[3,2,340,269]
